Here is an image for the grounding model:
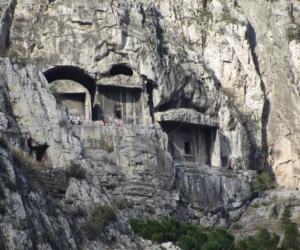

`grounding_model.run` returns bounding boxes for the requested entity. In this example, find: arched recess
[44,66,96,103]
[44,66,97,120]
[109,64,133,76]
